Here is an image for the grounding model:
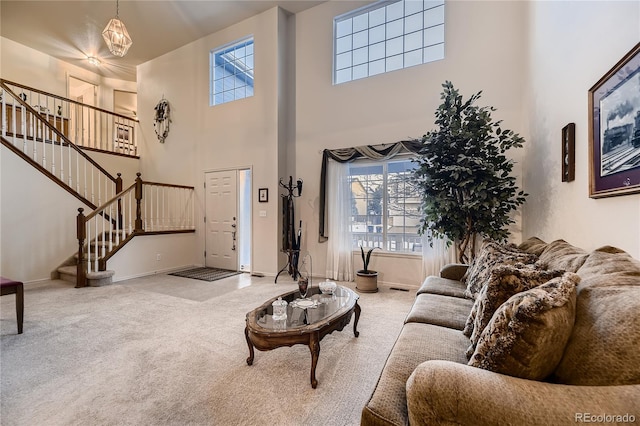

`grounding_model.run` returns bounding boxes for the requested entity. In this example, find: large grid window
[210,37,254,106]
[349,158,421,252]
[334,0,445,84]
